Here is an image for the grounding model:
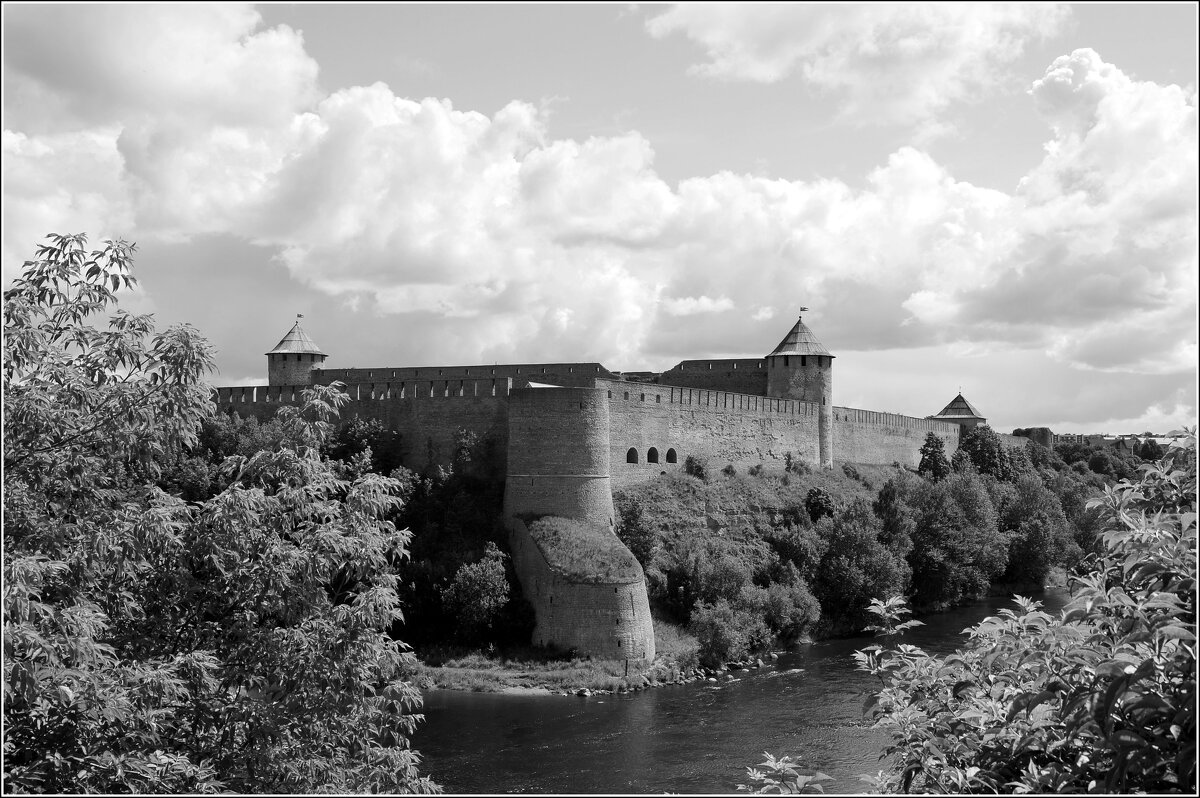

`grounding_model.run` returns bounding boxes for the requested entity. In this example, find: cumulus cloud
[1,0,1194,423]
[644,2,1070,128]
